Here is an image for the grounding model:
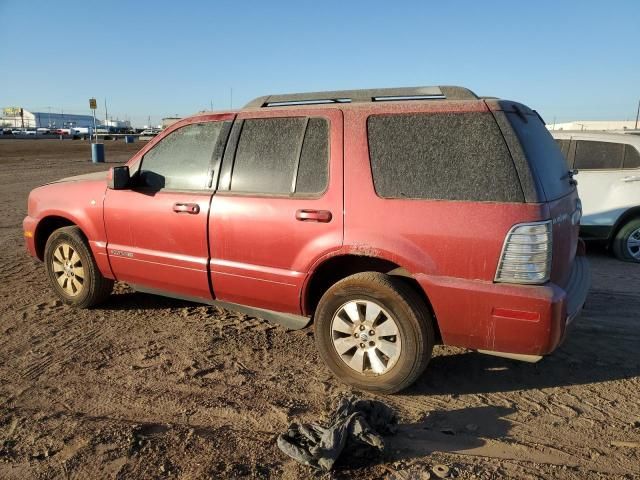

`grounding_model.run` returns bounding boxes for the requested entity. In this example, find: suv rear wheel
[611,218,640,263]
[44,226,114,307]
[314,272,434,393]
